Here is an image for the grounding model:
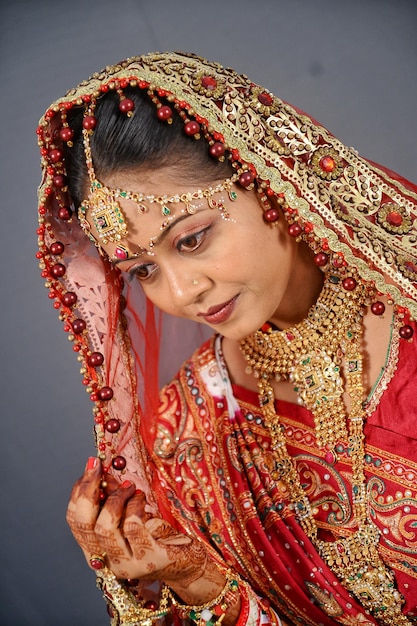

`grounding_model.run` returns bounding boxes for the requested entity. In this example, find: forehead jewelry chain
[78,121,239,259]
[110,177,239,219]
